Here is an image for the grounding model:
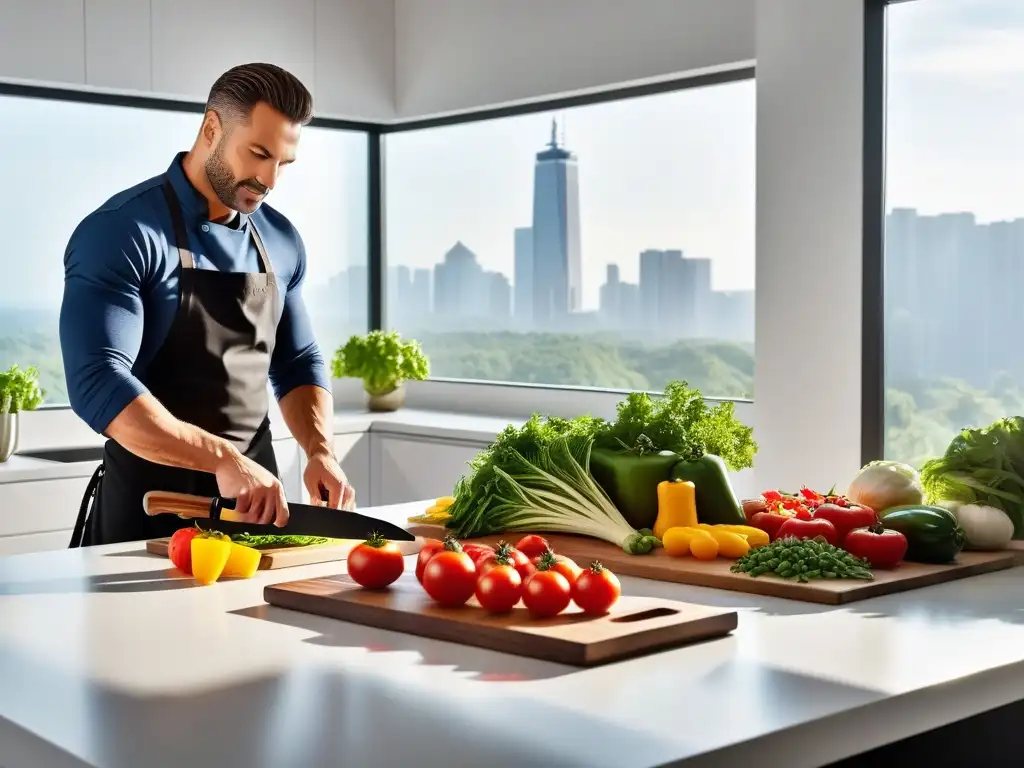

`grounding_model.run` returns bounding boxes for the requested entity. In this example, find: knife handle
[143,491,246,523]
